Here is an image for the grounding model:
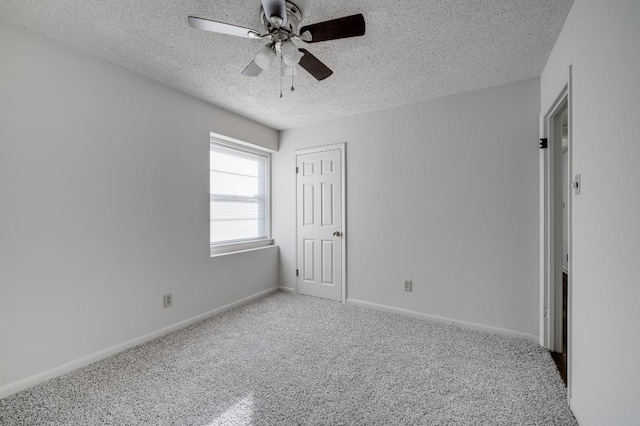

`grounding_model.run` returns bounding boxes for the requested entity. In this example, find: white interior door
[296,145,344,301]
